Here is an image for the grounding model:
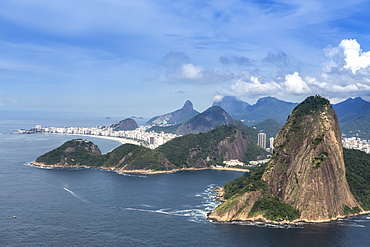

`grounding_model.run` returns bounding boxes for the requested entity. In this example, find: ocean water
[1,111,370,247]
